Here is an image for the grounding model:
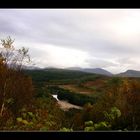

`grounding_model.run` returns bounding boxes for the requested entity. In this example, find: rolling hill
[117,70,140,77]
[24,66,140,77]
[66,67,113,76]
